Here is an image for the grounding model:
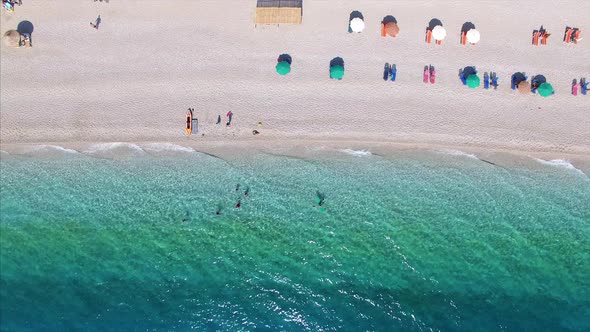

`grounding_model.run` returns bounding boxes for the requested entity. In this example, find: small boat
[185,110,193,136]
